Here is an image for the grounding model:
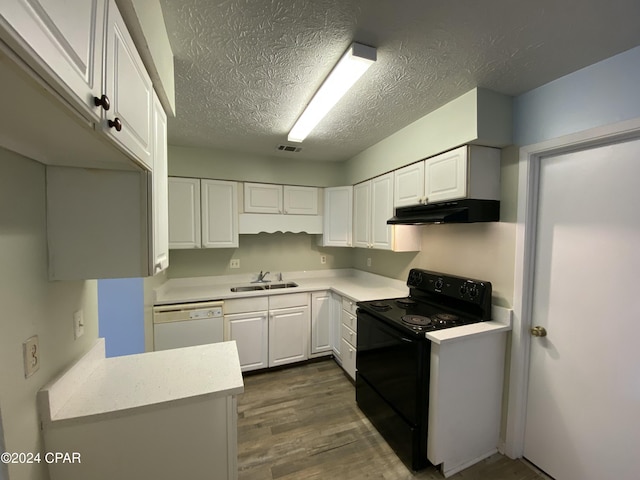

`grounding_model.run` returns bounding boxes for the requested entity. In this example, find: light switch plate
[23,335,40,378]
[230,259,240,269]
